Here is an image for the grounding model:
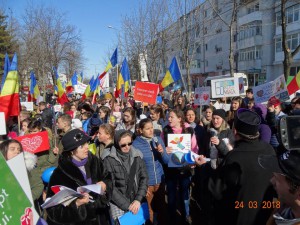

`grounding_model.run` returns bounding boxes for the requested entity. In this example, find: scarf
[72,157,92,185]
